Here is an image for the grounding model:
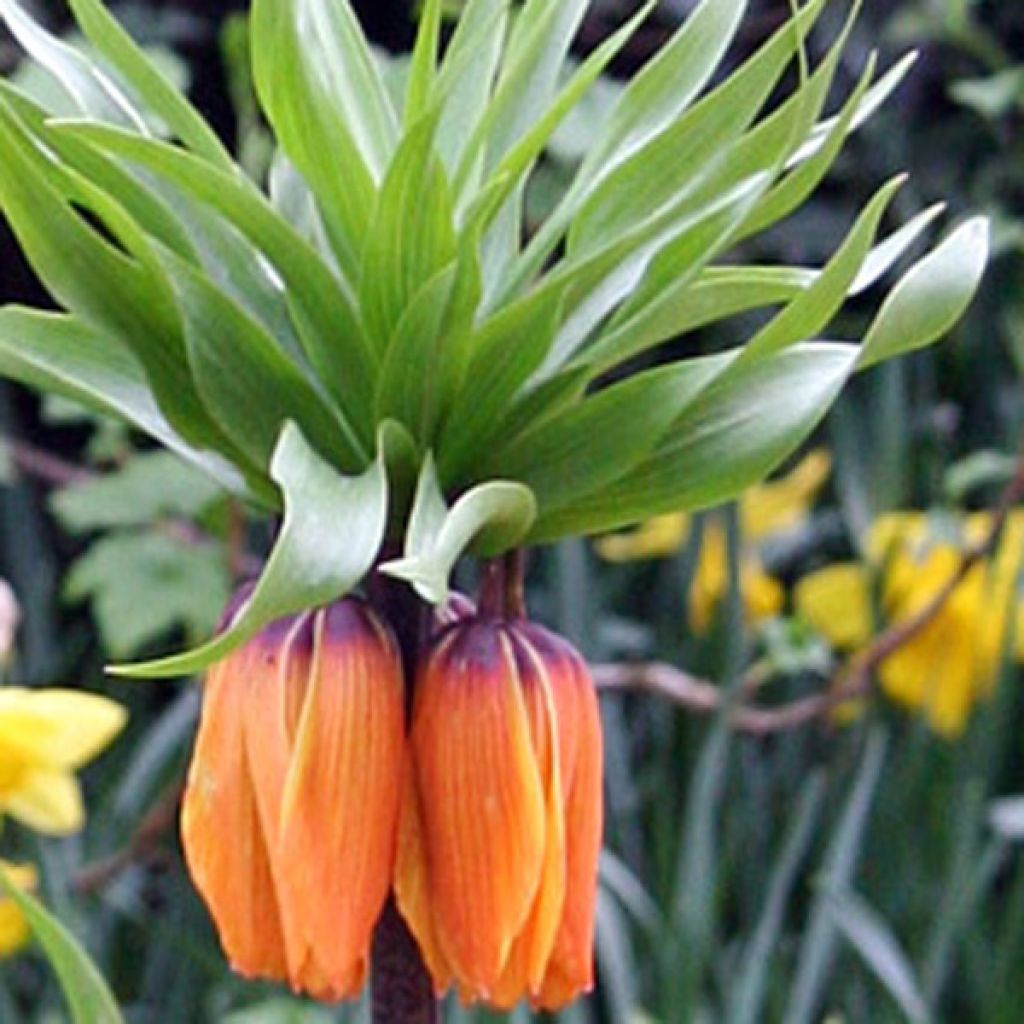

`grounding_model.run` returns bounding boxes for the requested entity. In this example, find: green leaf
[51,452,224,533]
[111,422,388,678]
[64,0,234,167]
[250,0,393,282]
[403,0,443,127]
[0,98,231,458]
[381,457,536,604]
[0,873,124,1024]
[579,0,749,186]
[437,285,564,485]
[491,352,735,514]
[66,531,230,657]
[0,308,245,493]
[737,175,905,364]
[57,123,379,442]
[472,2,654,251]
[432,0,508,177]
[827,889,931,1024]
[858,217,990,370]
[358,113,457,352]
[156,247,363,472]
[0,0,144,130]
[375,265,457,440]
[785,730,889,1024]
[729,774,827,1024]
[530,341,856,542]
[565,0,828,261]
